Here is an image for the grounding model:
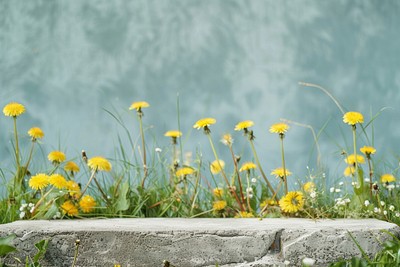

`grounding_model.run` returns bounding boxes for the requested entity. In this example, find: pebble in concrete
[0,218,399,267]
